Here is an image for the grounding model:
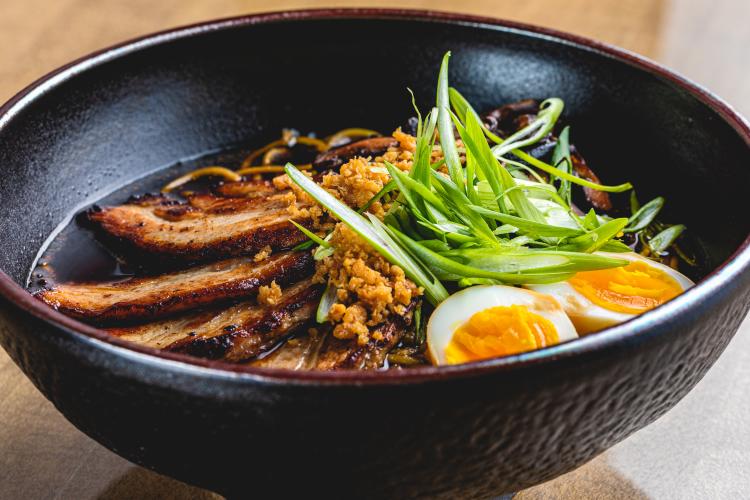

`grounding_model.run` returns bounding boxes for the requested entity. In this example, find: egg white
[426,285,578,366]
[526,252,694,334]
